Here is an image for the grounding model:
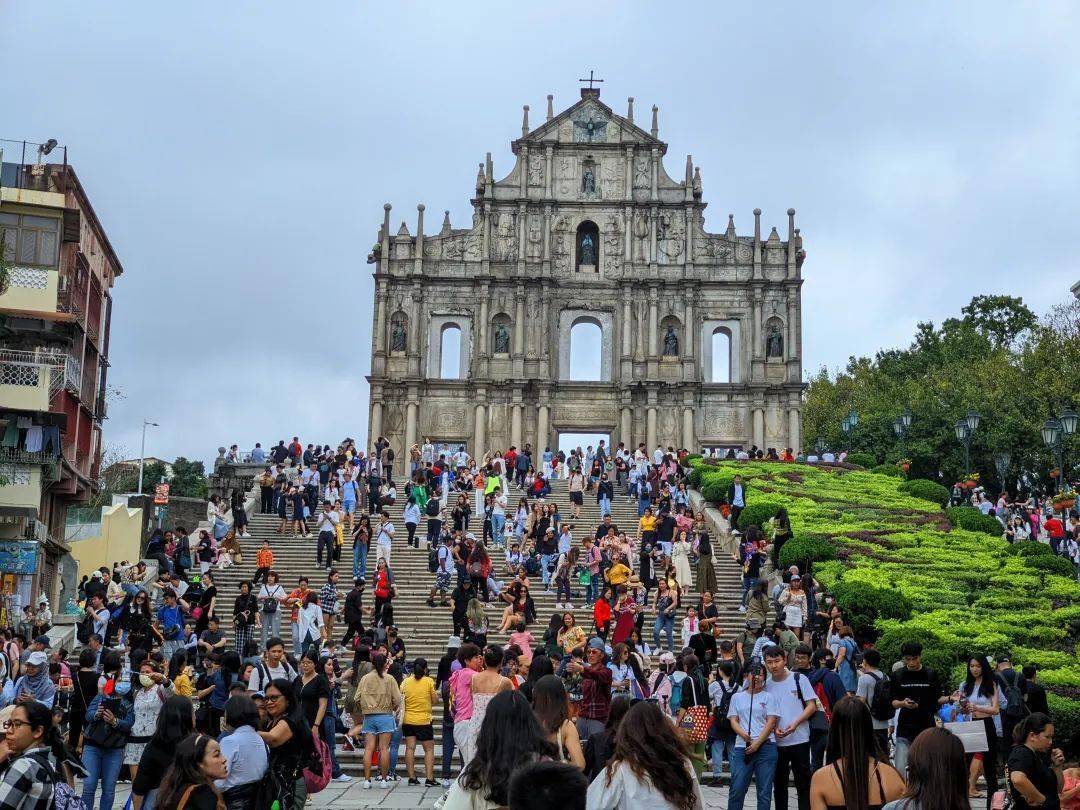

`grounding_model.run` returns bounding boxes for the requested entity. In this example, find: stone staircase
[209,476,747,772]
